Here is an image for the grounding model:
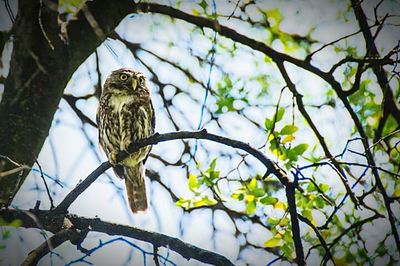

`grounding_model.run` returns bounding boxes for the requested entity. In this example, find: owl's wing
[96,101,104,150]
[151,102,156,133]
[142,102,155,165]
